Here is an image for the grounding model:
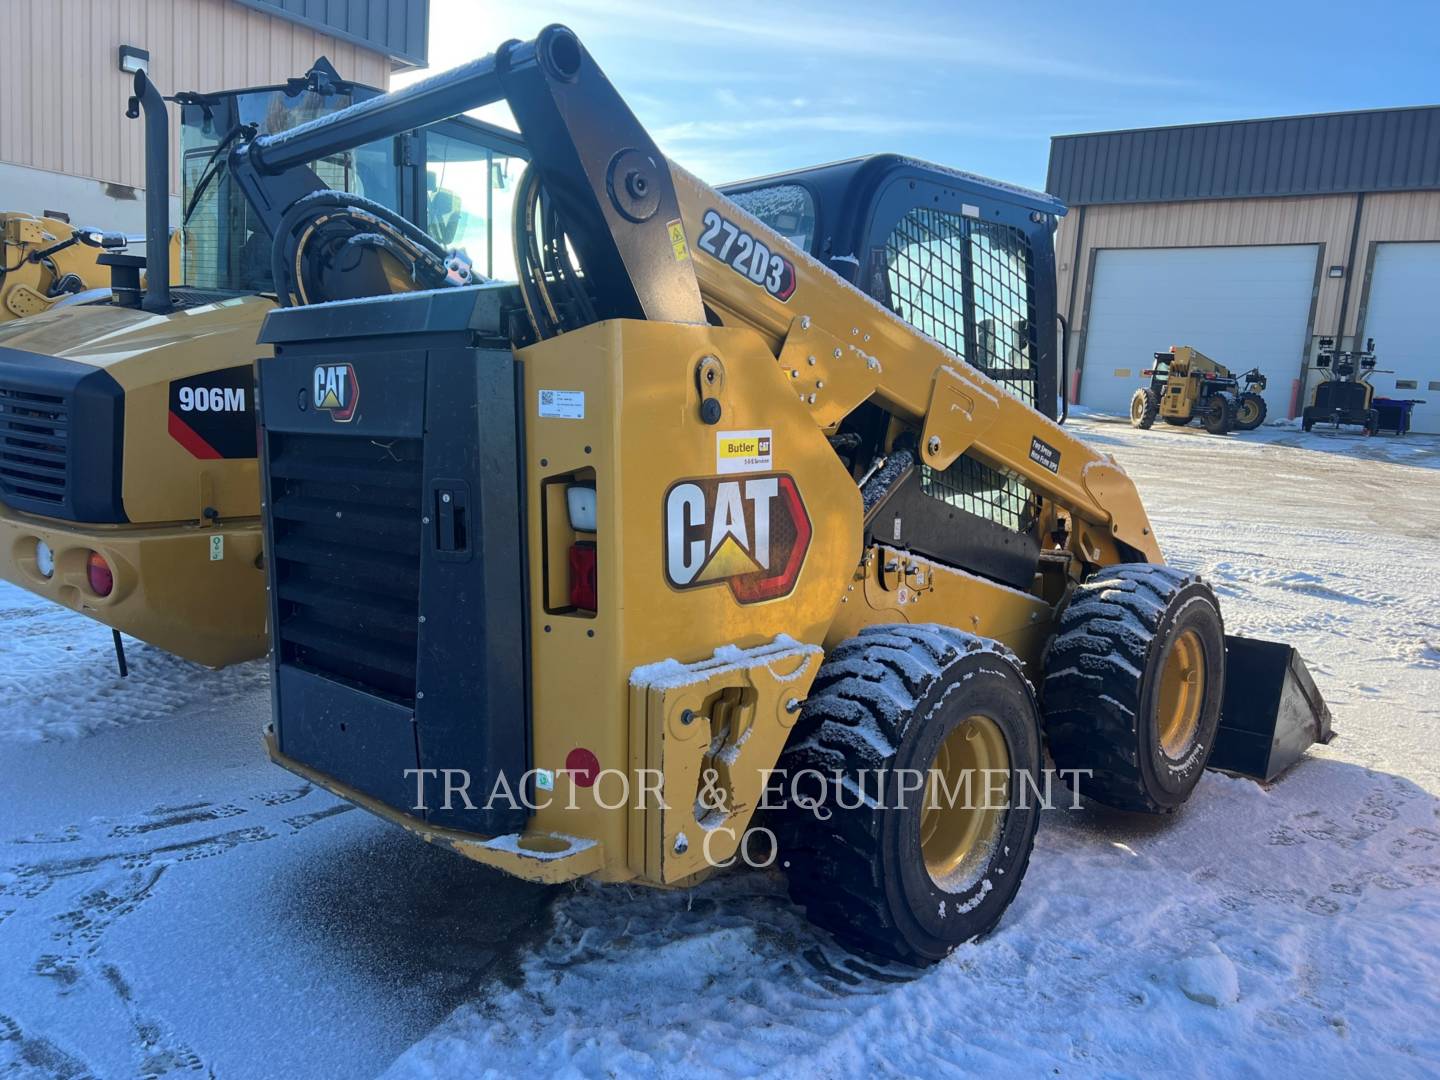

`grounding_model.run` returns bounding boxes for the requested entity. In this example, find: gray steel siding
[1049,107,1440,205]
[235,0,427,65]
